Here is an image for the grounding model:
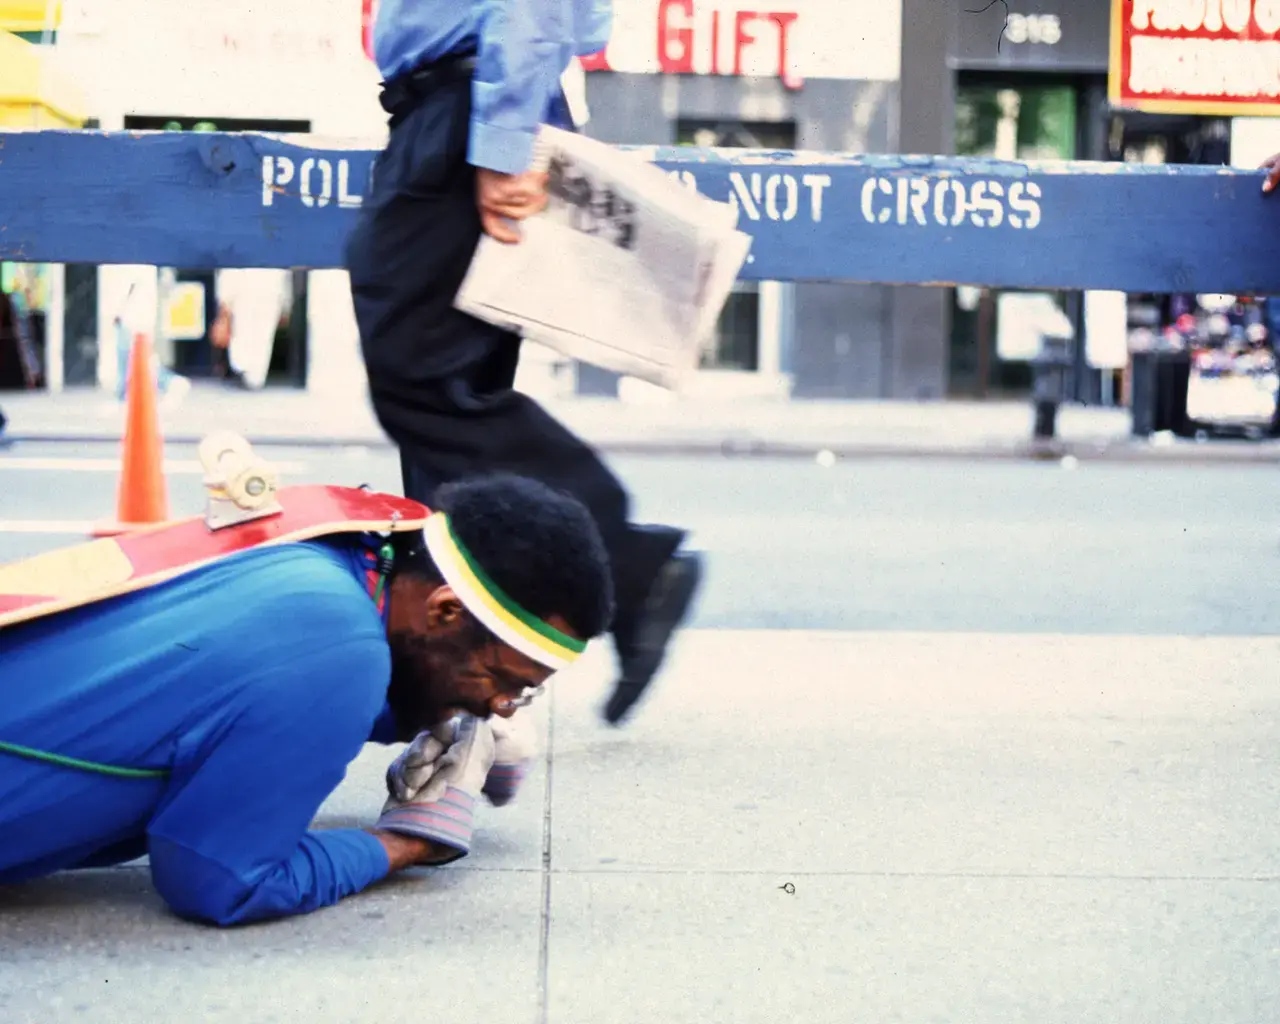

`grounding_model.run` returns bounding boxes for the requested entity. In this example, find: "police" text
[261,155,365,209]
